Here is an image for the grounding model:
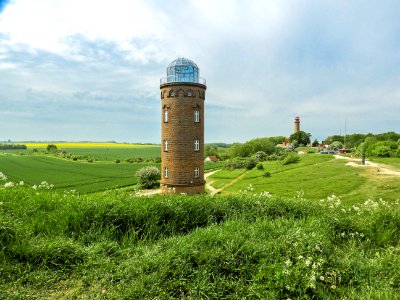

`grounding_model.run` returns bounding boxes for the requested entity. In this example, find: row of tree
[0,143,27,150]
[324,132,400,149]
